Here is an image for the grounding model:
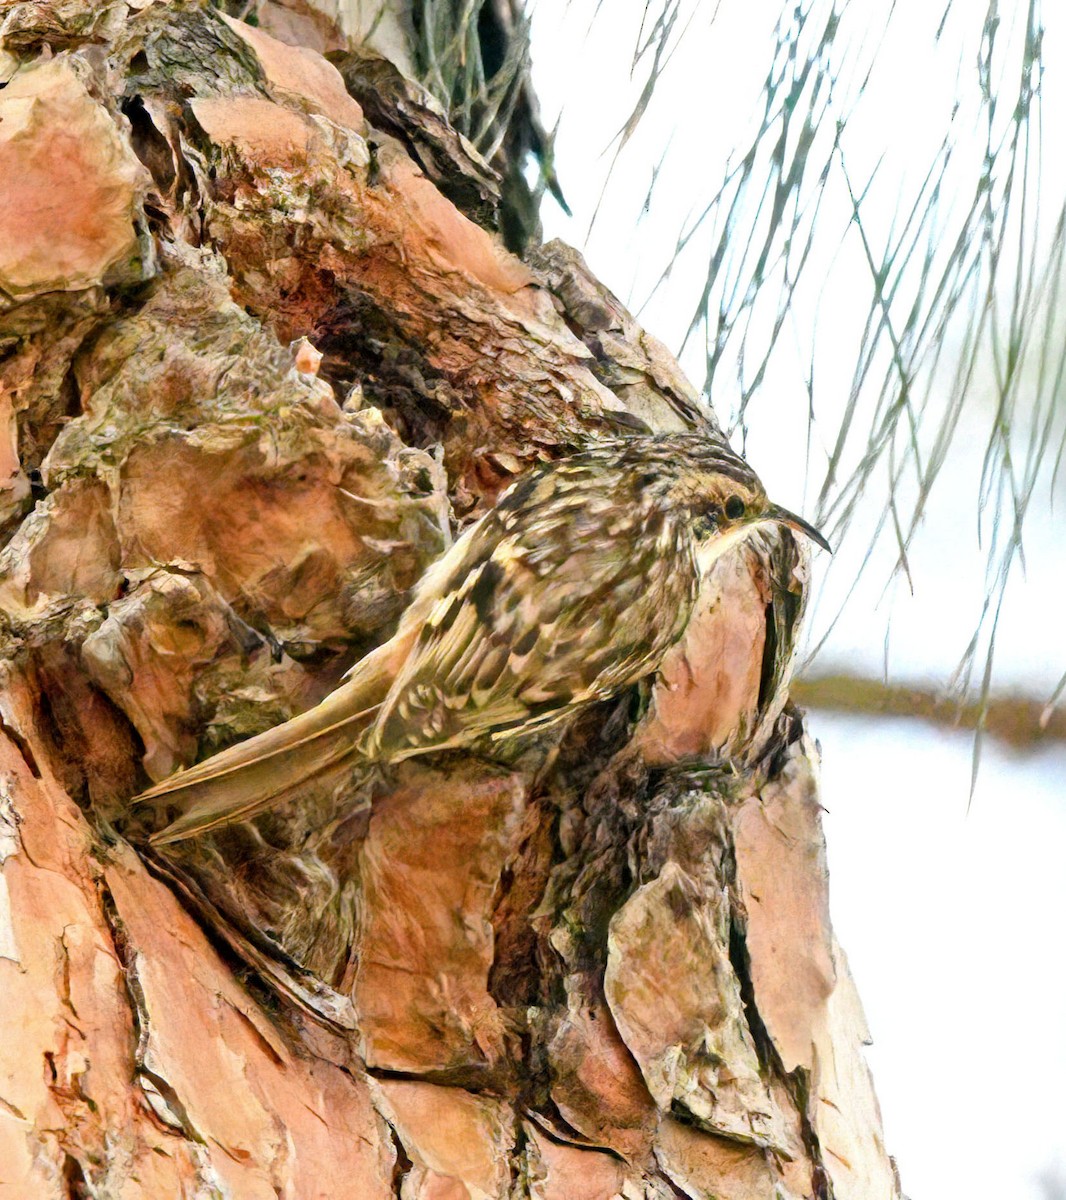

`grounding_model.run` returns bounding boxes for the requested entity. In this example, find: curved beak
[766,504,832,554]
